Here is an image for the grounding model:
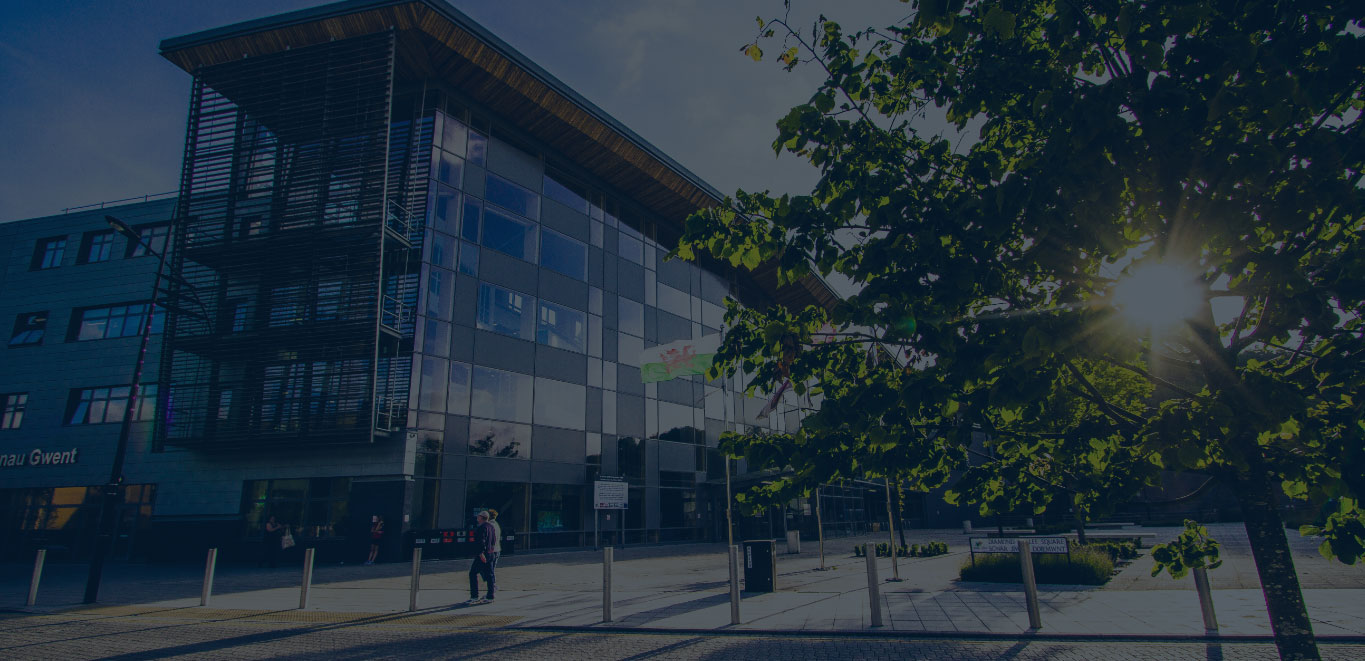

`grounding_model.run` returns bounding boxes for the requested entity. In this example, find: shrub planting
[959,546,1114,585]
[853,541,950,558]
